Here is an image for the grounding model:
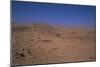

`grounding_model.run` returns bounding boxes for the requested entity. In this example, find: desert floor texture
[11,24,96,65]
